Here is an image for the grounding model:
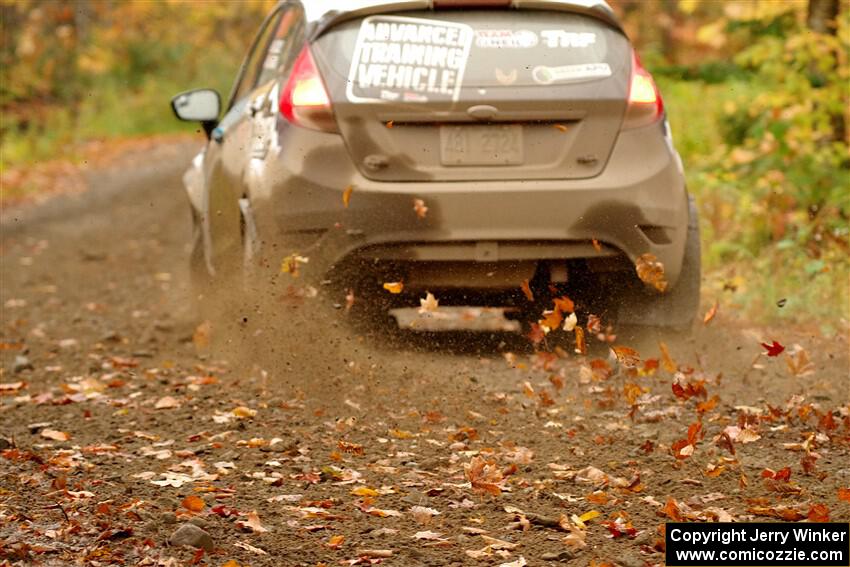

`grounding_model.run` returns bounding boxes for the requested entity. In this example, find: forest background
[1,0,847,331]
